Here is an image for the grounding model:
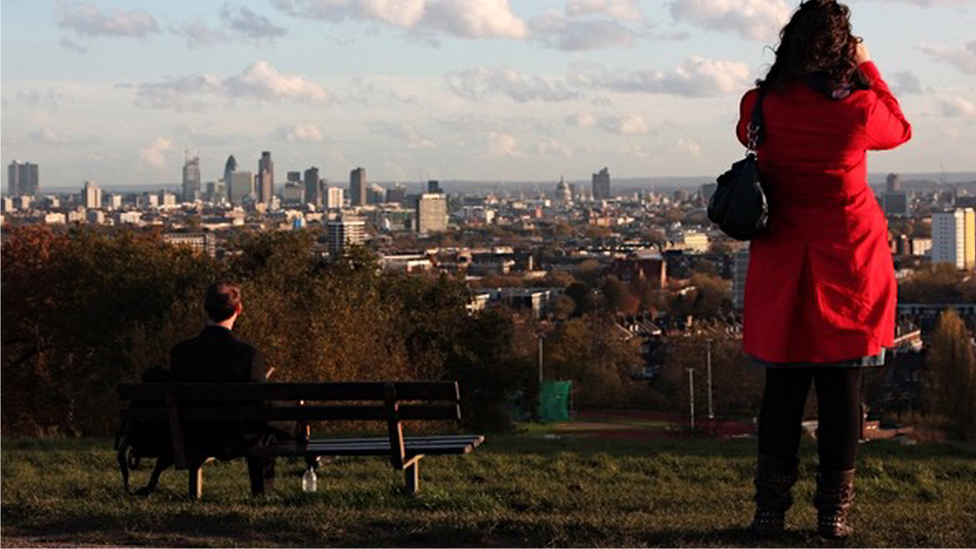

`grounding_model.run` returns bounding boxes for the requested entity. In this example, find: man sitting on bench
[170,280,280,495]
